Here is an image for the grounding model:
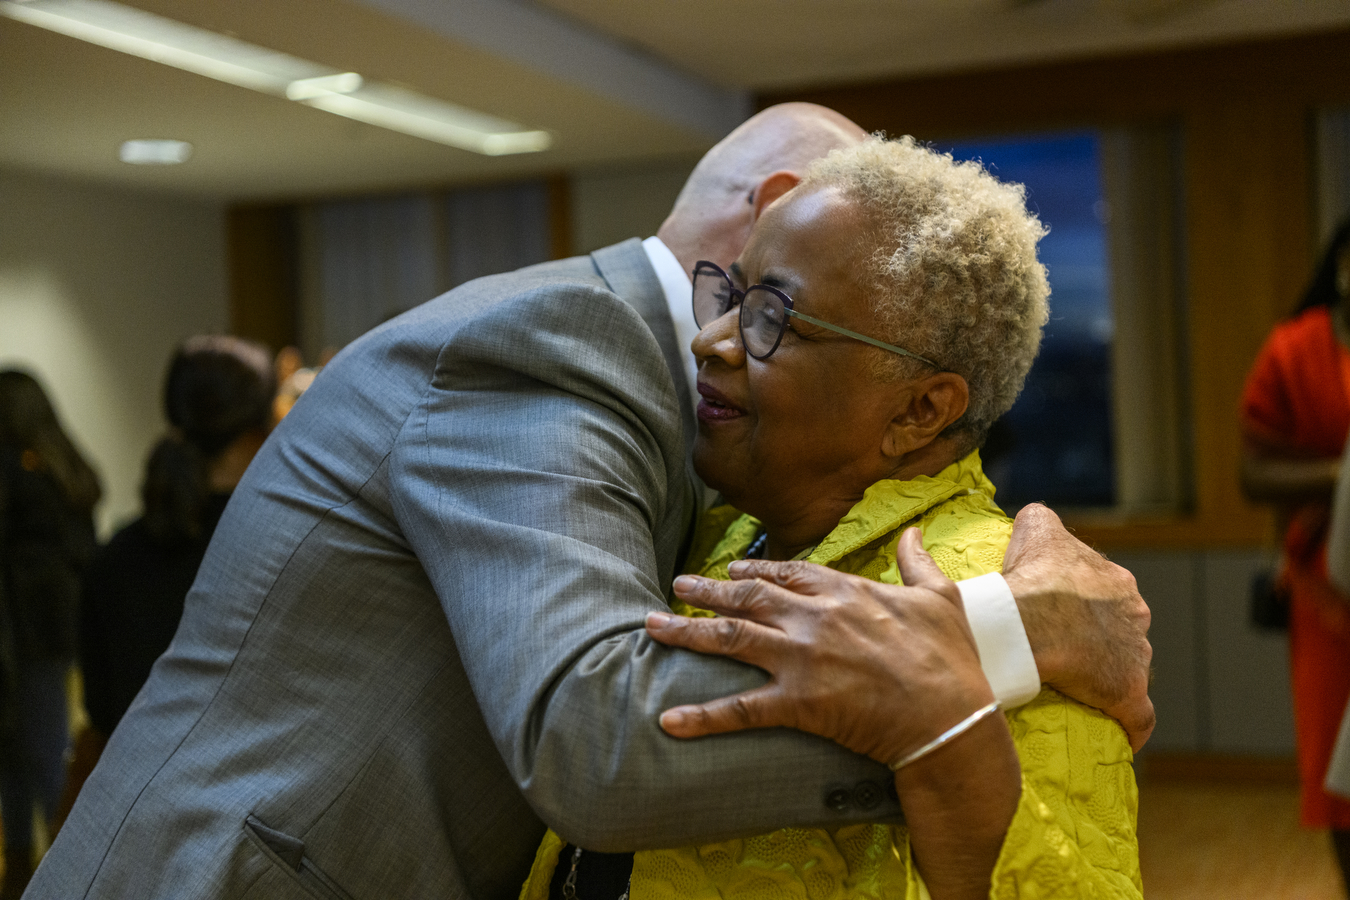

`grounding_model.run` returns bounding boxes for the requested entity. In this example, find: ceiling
[2,0,1347,203]
[535,0,1350,90]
